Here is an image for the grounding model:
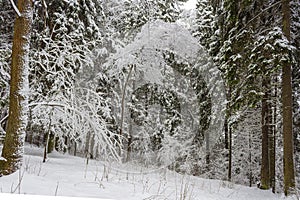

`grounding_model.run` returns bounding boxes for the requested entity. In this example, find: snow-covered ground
[0,146,296,200]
